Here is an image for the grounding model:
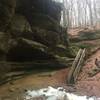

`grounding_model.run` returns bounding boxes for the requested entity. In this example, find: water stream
[24,86,100,100]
